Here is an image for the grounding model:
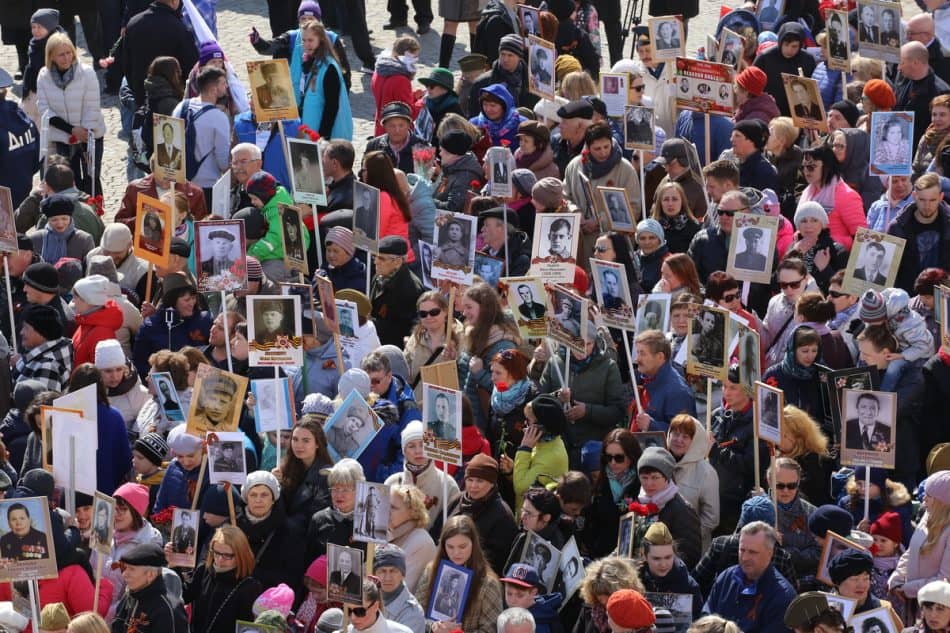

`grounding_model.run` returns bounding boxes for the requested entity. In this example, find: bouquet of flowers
[413,143,436,181]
